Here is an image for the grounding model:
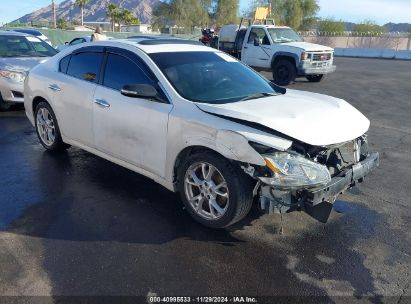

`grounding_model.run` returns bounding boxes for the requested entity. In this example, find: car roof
[107,38,212,54]
[11,28,43,35]
[0,30,31,37]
